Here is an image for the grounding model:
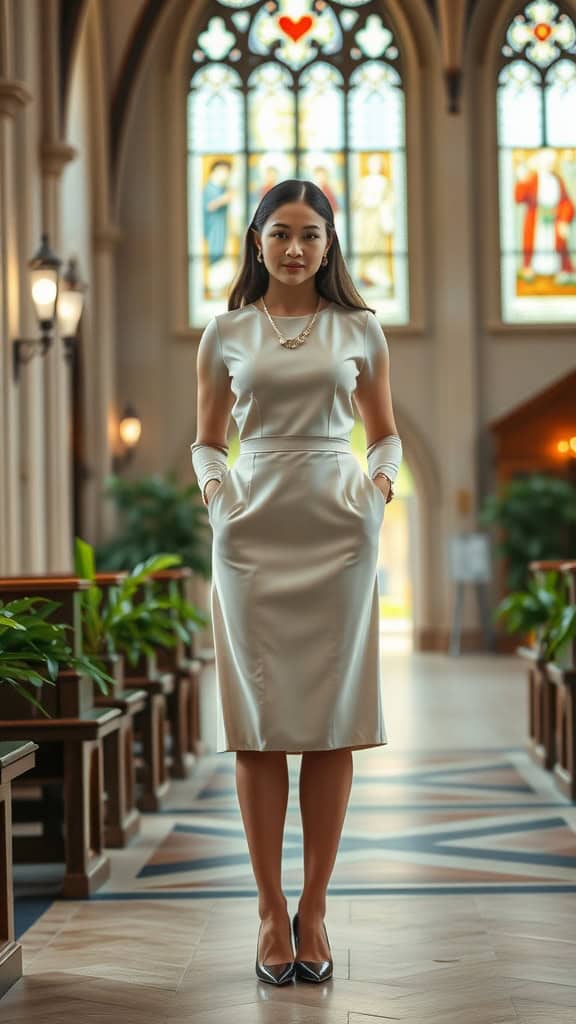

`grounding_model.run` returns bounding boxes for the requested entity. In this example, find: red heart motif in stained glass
[278,15,313,43]
[534,22,552,41]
